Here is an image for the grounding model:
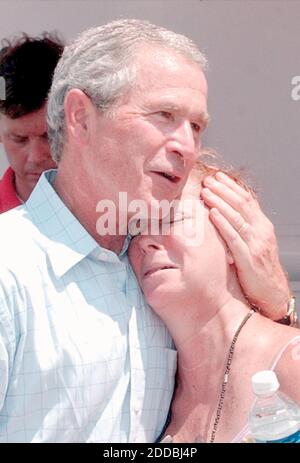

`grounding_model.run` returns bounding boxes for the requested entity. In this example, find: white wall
[0,0,299,304]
